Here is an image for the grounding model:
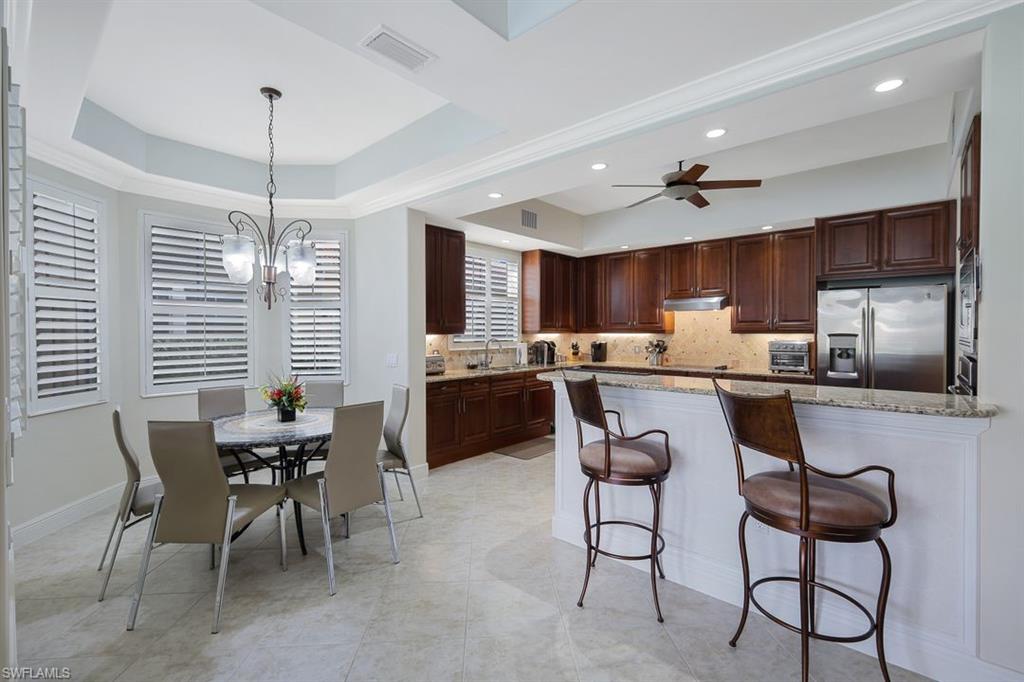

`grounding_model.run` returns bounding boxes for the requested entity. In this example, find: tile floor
[15,451,930,681]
